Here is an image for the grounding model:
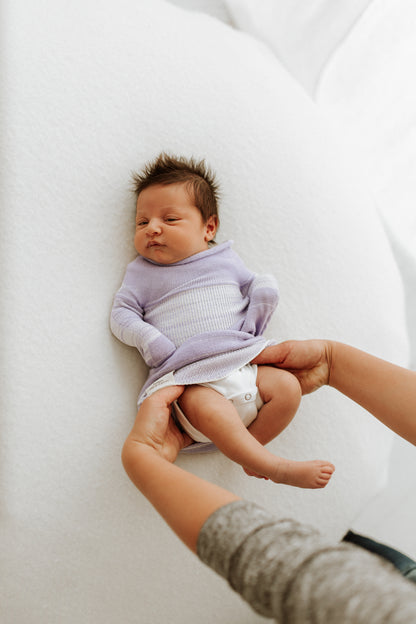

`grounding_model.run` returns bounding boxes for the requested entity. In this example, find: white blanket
[225,0,416,368]
[0,1,409,622]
